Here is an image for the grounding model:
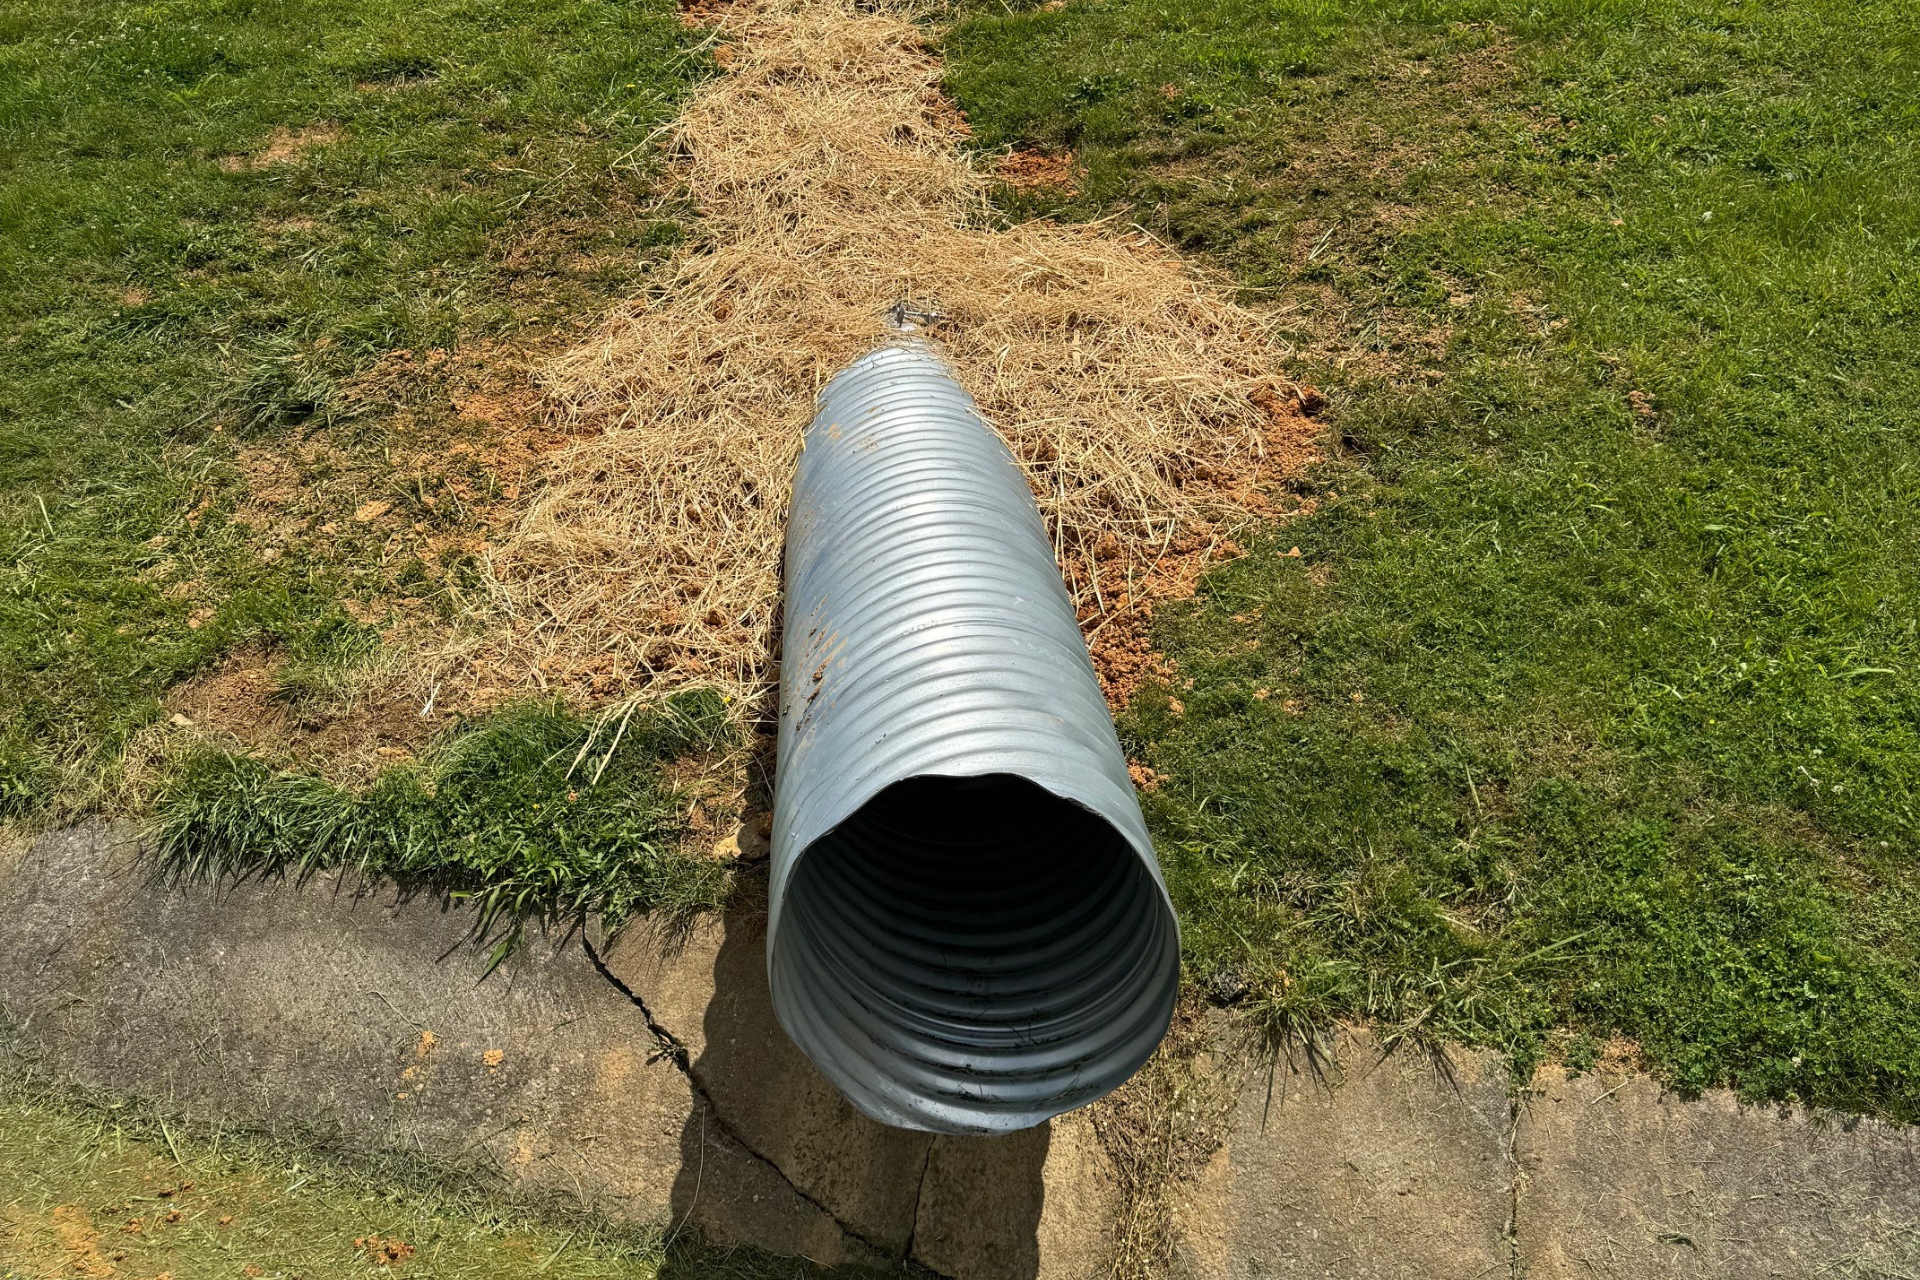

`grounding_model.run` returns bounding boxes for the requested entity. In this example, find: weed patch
[152,692,738,944]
